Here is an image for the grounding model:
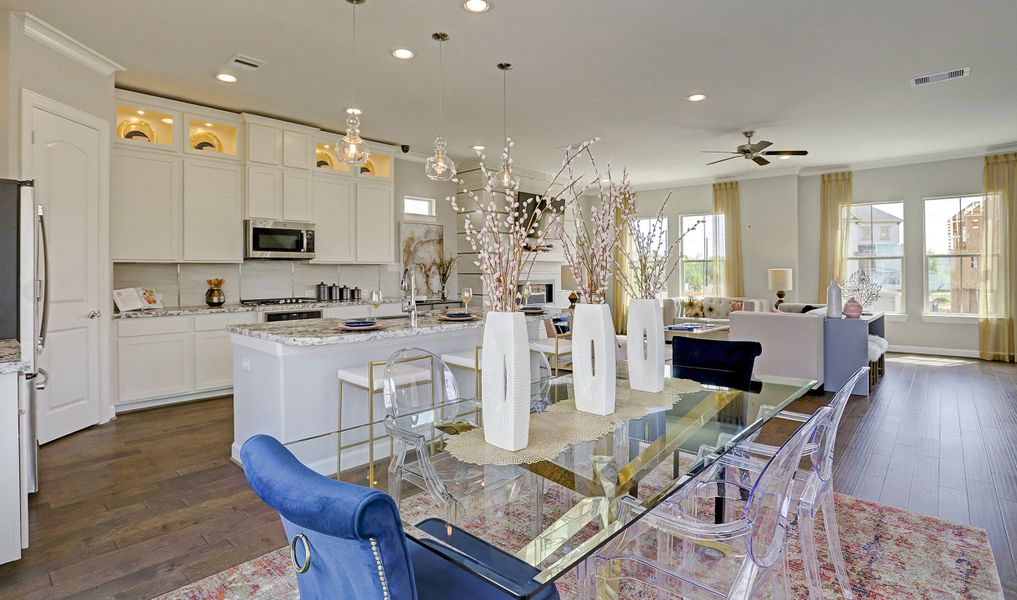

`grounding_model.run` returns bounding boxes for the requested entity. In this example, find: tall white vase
[481,311,530,451]
[826,280,843,318]
[572,303,617,415]
[626,298,665,393]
